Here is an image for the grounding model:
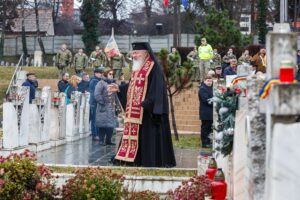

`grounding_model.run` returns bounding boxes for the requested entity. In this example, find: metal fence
[3,34,196,56]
